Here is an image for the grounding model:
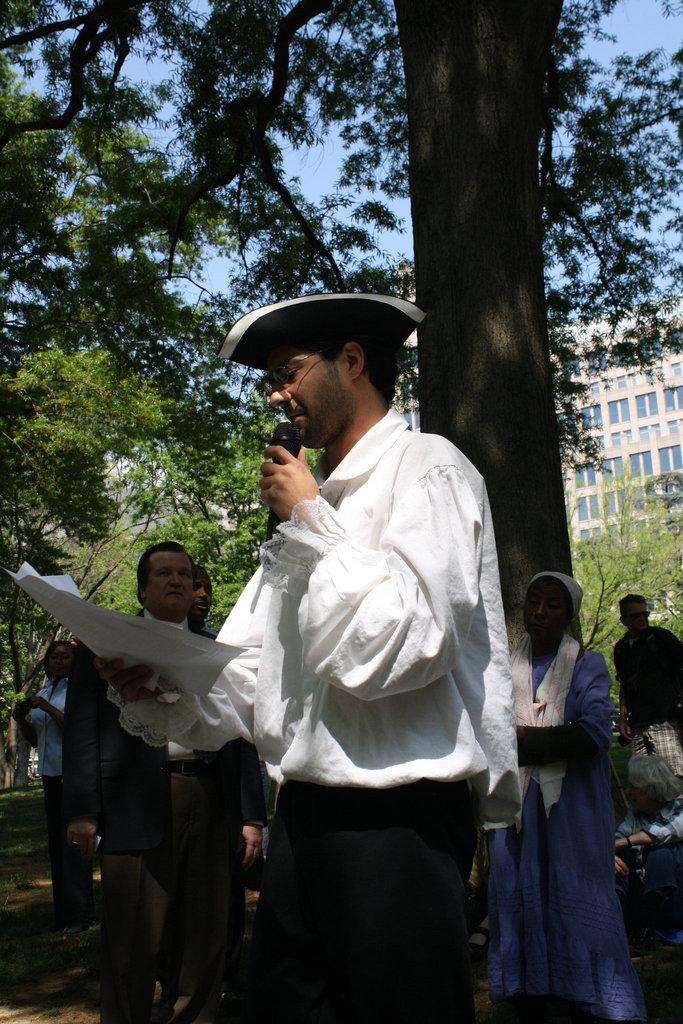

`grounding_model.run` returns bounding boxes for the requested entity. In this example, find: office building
[565,349,683,539]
